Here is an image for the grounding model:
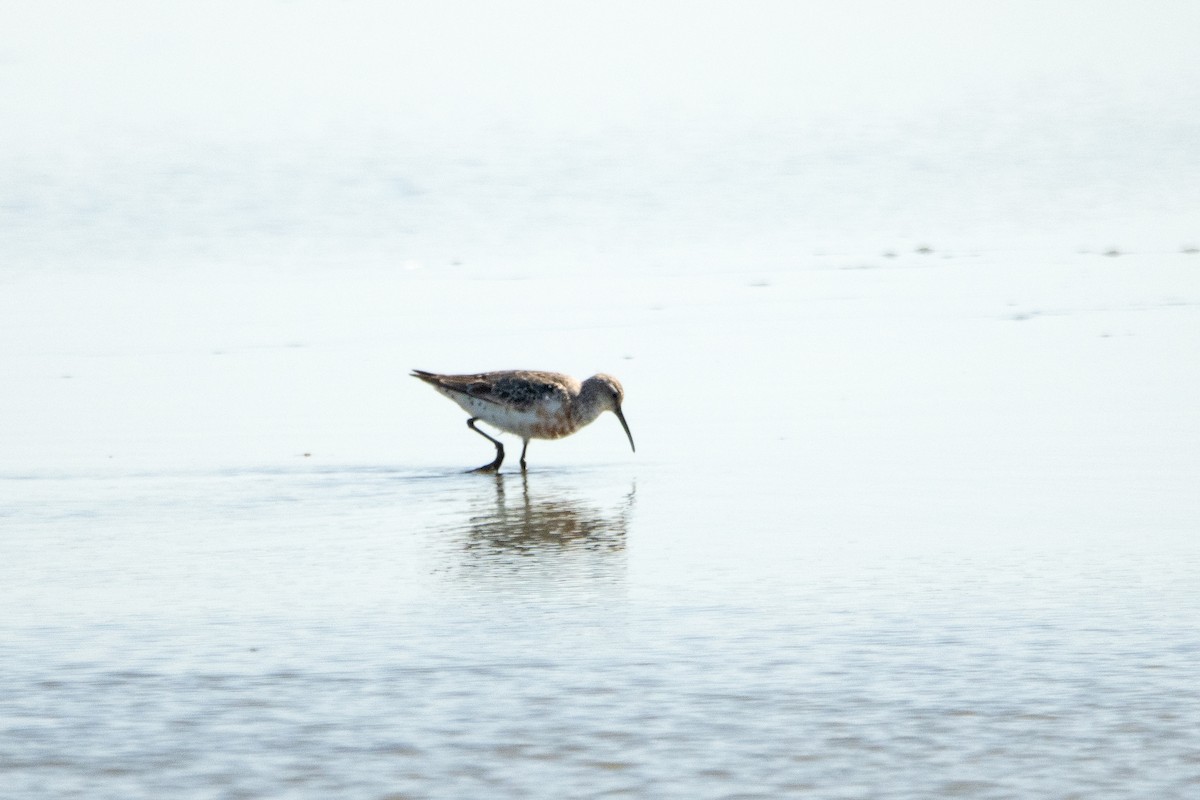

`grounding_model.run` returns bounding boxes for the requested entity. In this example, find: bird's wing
[411,370,570,412]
